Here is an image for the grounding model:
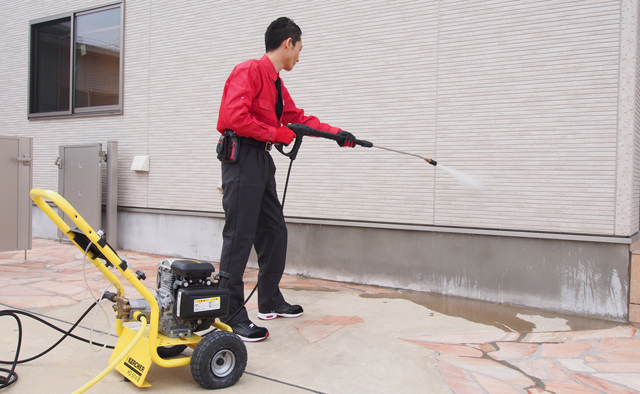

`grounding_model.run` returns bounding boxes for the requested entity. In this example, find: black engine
[155,259,230,338]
